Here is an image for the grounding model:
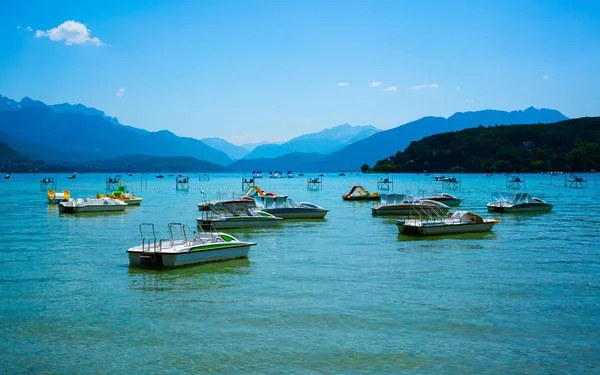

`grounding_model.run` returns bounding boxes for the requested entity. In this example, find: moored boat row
[40,176,557,268]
